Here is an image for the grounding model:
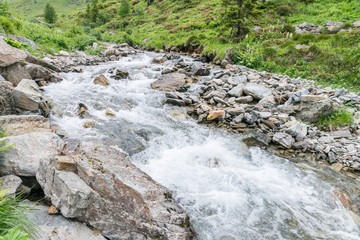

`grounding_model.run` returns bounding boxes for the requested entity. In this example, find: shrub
[276,5,294,16]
